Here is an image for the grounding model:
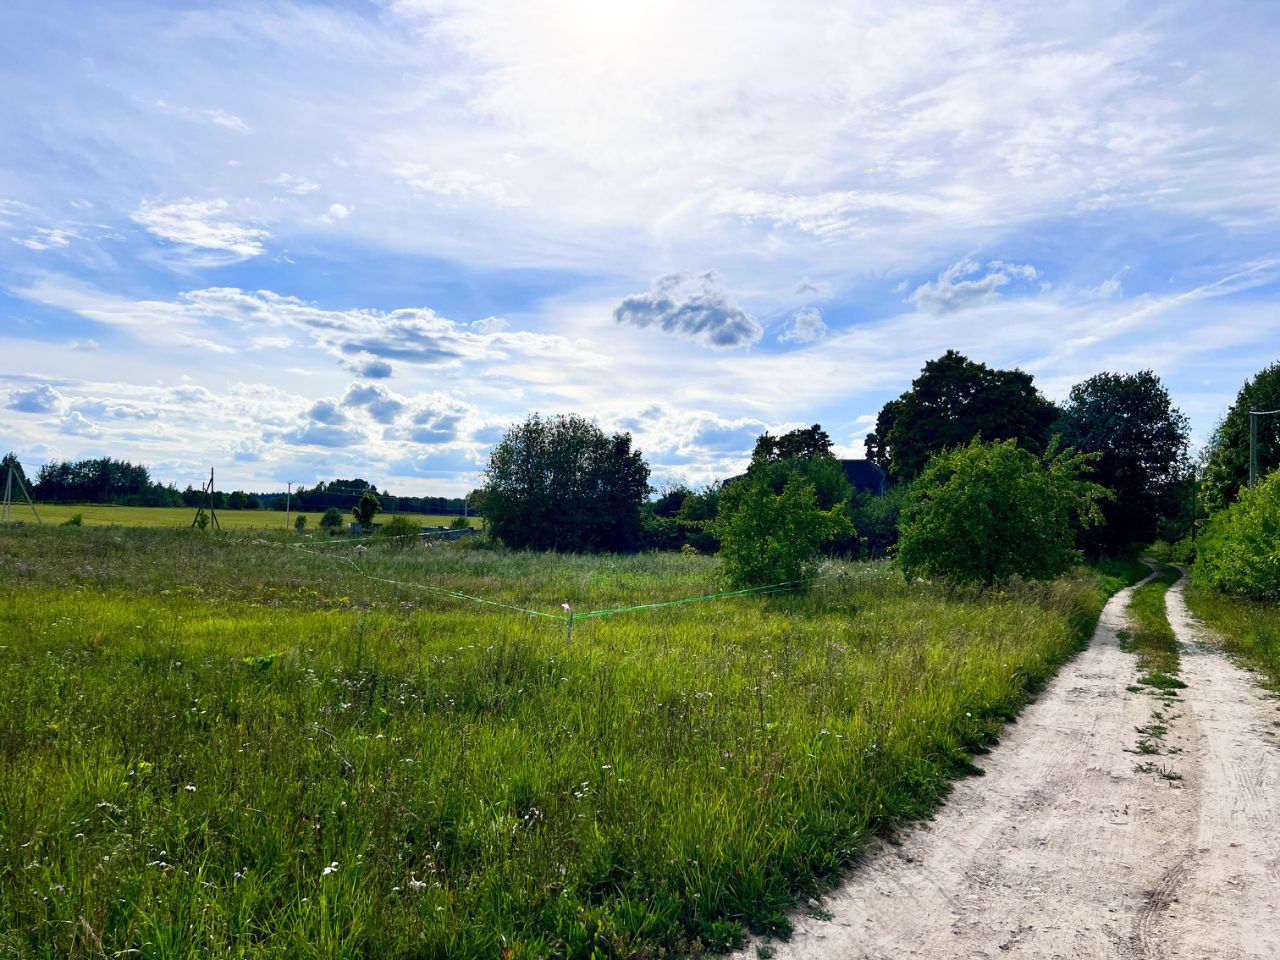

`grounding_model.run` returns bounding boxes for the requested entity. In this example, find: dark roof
[839,459,888,494]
